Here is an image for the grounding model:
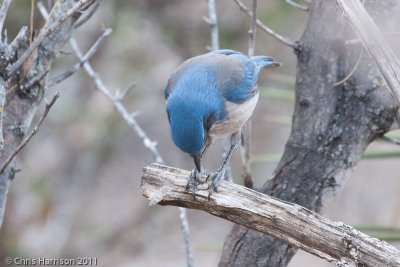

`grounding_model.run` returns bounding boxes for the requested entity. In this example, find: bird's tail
[251,56,282,68]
